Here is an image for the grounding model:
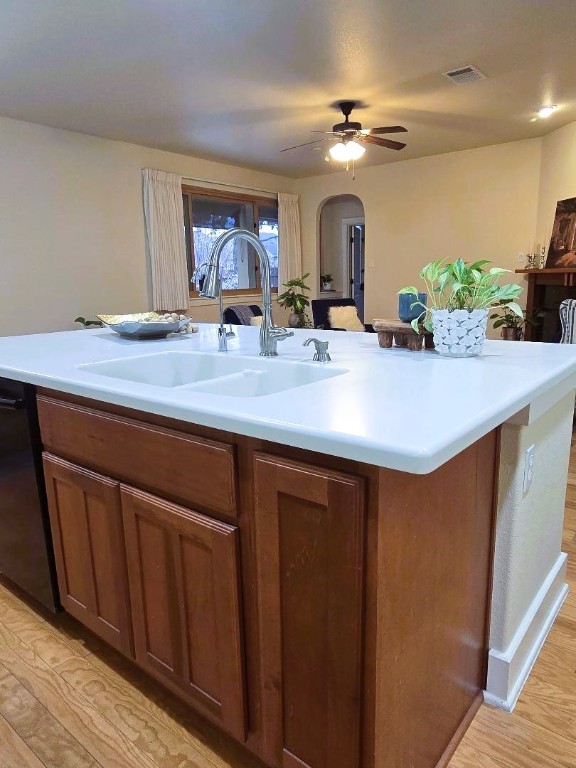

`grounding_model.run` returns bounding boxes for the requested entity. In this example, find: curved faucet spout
[199,228,293,356]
